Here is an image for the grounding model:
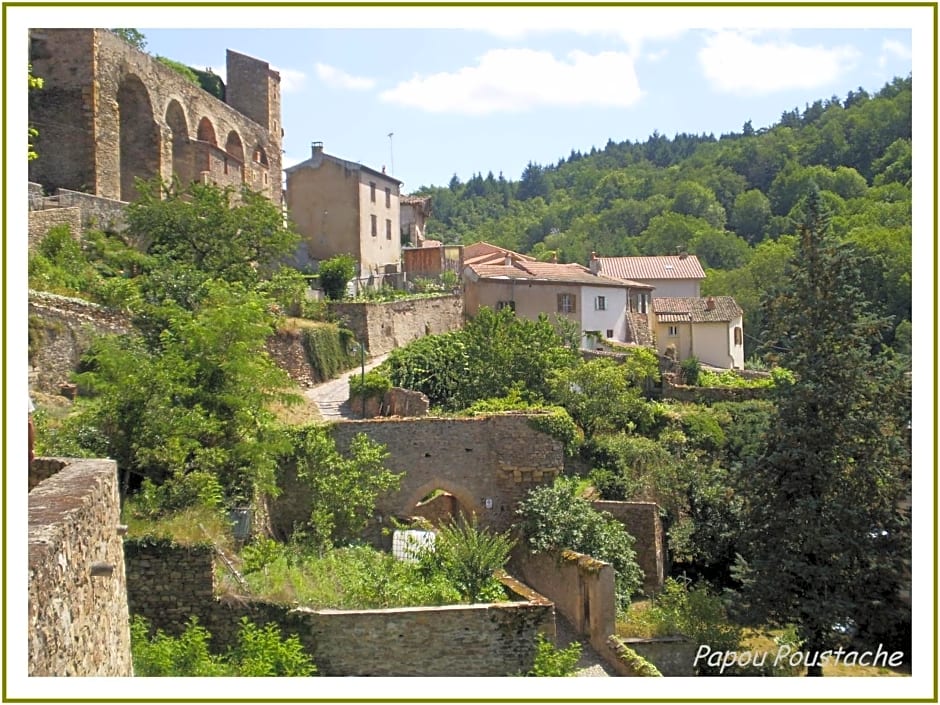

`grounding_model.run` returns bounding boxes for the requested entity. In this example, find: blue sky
[128,9,918,193]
